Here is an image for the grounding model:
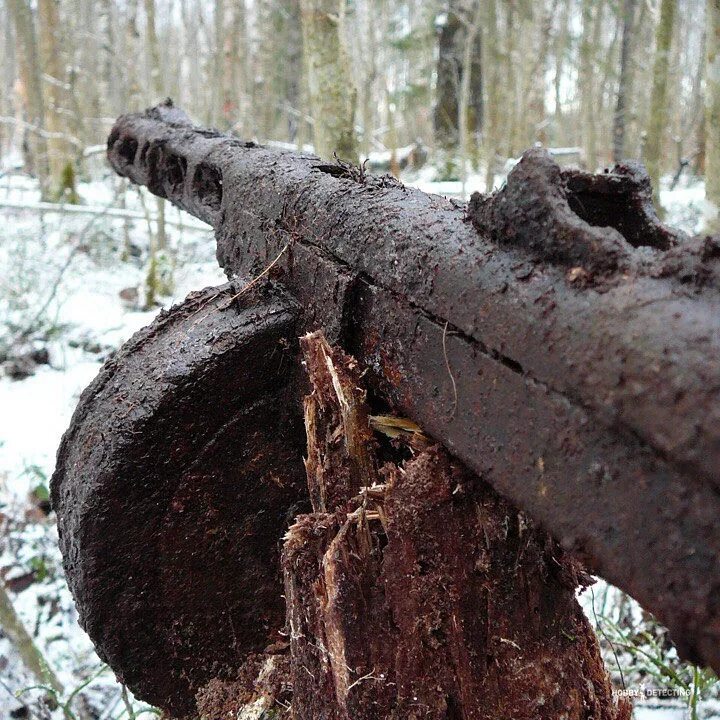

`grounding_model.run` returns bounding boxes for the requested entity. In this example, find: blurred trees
[645,0,678,210]
[613,0,638,162]
[7,0,49,198]
[300,0,358,162]
[0,0,717,201]
[706,0,720,229]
